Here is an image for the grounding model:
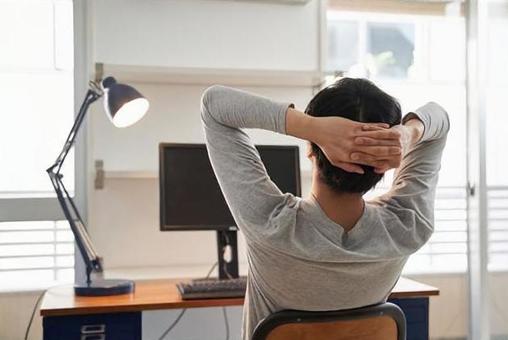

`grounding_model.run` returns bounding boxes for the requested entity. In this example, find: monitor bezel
[159,142,301,231]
